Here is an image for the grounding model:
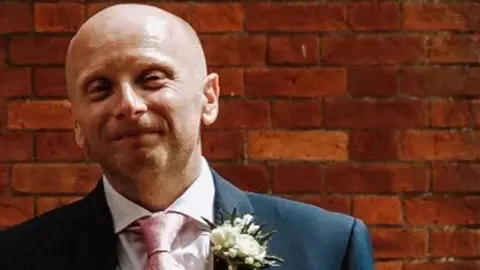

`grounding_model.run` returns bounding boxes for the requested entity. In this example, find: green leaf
[257,230,277,245]
[230,208,237,225]
[264,255,284,263]
[252,224,266,237]
[201,217,217,230]
[241,218,255,234]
